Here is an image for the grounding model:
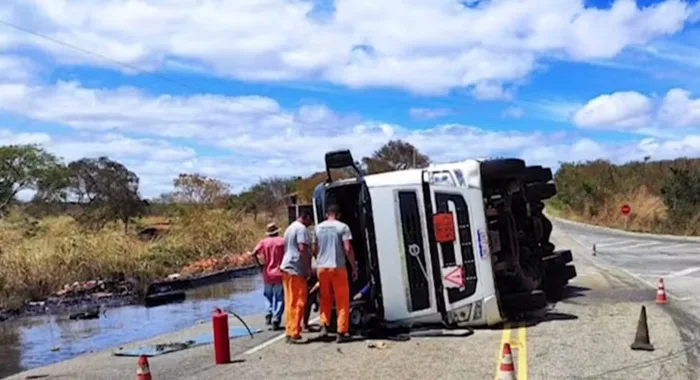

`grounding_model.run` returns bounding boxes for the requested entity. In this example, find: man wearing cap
[248,222,285,331]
